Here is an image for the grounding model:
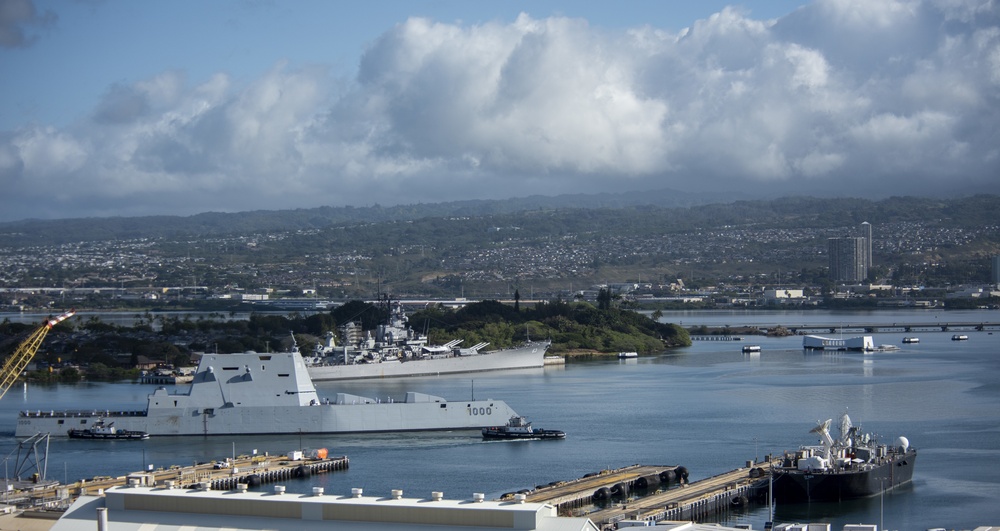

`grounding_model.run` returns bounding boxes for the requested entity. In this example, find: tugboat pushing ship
[772,411,916,503]
[482,415,565,440]
[68,419,149,440]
